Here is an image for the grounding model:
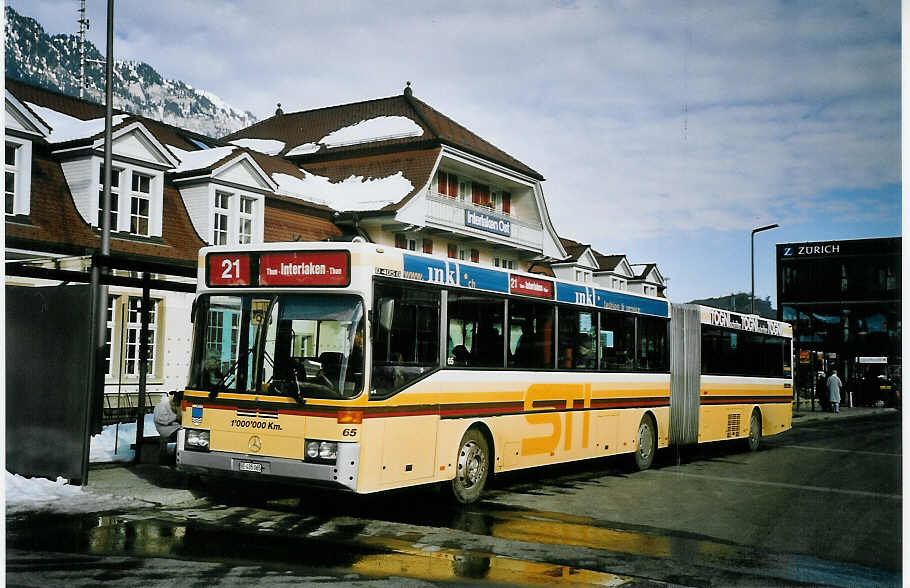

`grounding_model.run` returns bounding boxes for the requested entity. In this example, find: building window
[472,182,491,208]
[423,238,433,254]
[213,191,231,245]
[125,297,158,377]
[471,248,480,263]
[459,248,466,261]
[459,181,469,201]
[5,143,18,215]
[408,238,417,251]
[502,191,511,215]
[97,163,121,230]
[239,196,254,244]
[129,172,152,236]
[436,171,458,198]
[104,295,118,376]
[448,243,457,259]
[395,233,407,249]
